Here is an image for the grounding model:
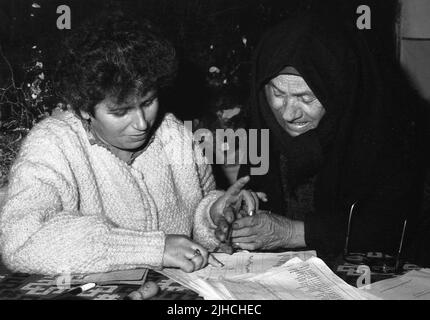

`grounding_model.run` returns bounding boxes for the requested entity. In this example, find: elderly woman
[229,14,425,260]
[0,14,257,275]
